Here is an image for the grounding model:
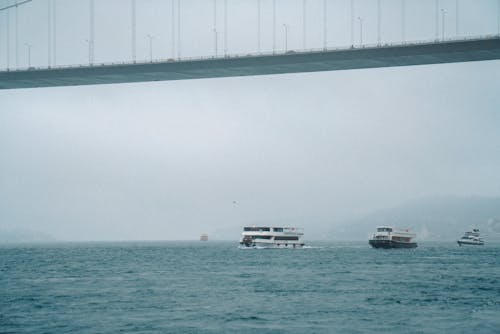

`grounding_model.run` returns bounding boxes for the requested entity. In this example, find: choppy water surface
[1,241,499,333]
